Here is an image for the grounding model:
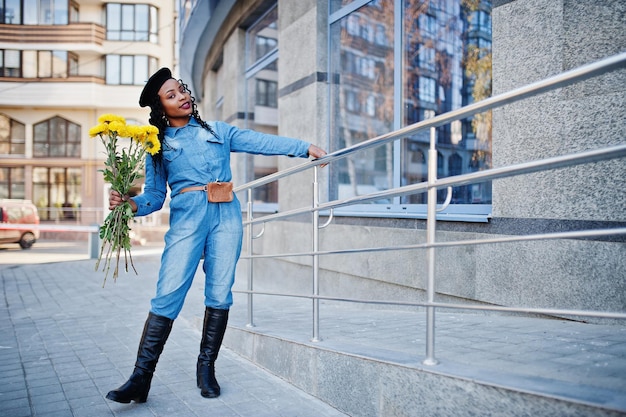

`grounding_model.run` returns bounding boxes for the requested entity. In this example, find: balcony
[0,23,105,45]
